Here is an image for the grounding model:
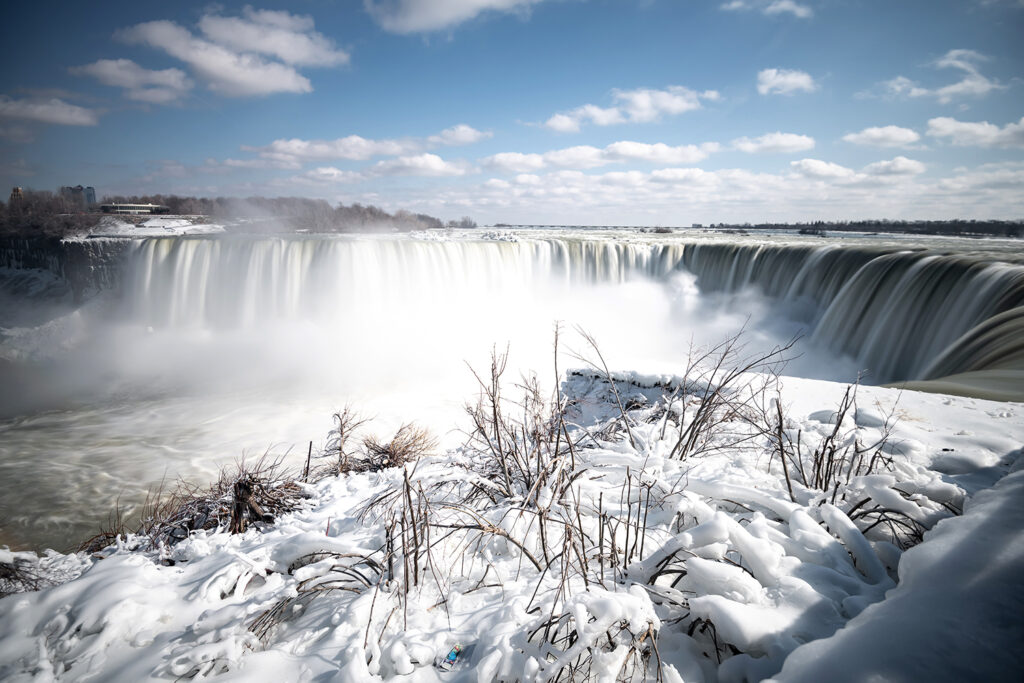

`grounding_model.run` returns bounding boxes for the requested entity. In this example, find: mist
[0,234,861,550]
